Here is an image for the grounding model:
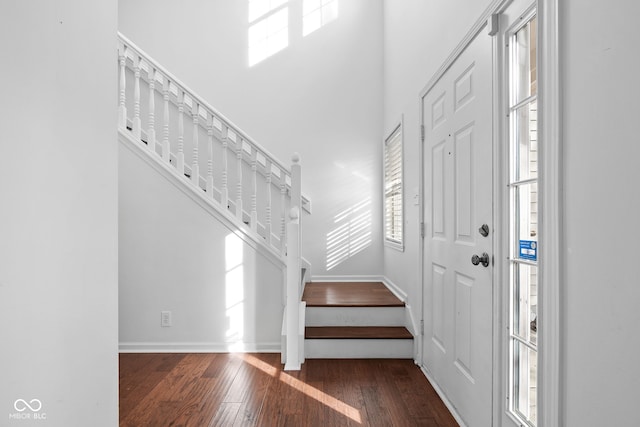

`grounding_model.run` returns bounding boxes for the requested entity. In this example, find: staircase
[303,282,414,358]
[117,32,413,366]
[118,32,307,368]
